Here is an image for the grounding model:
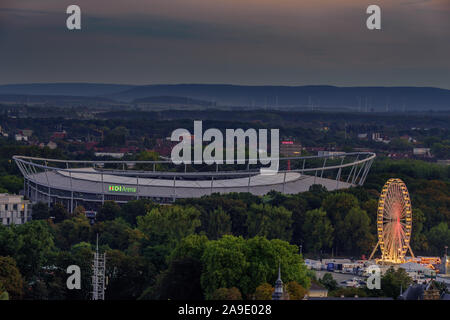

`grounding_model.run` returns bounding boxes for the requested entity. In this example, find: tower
[272,264,284,300]
[92,234,106,300]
